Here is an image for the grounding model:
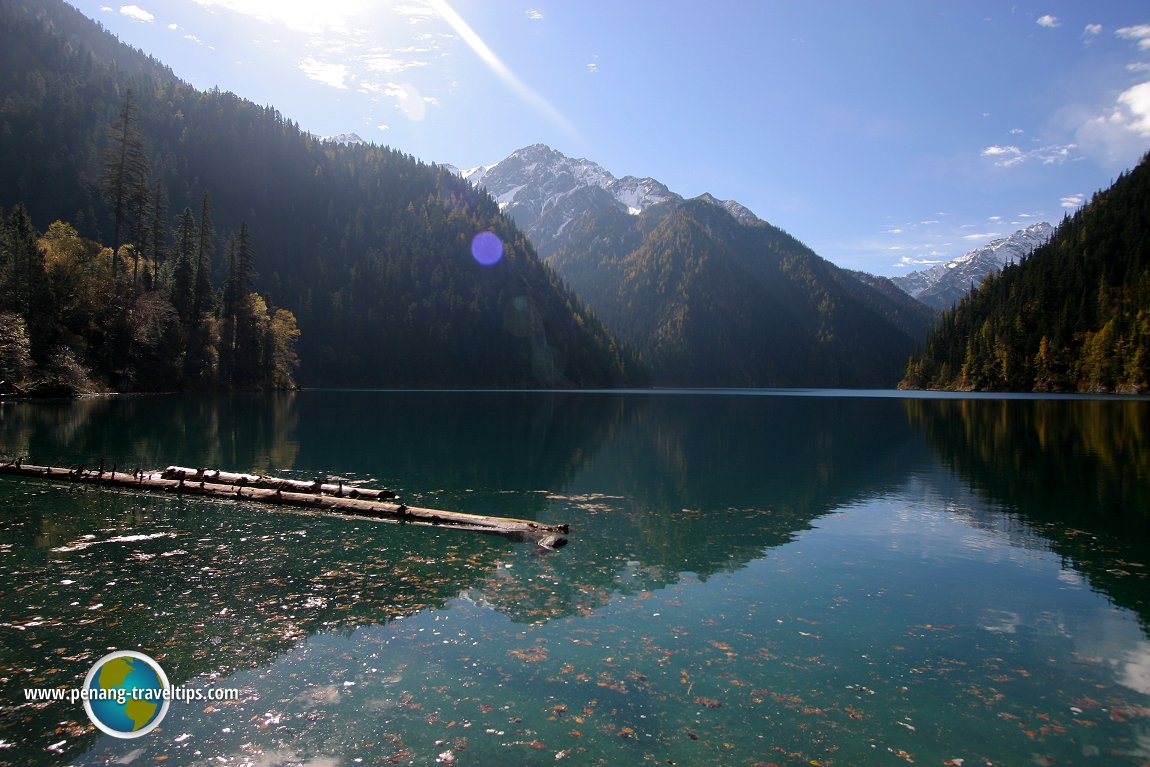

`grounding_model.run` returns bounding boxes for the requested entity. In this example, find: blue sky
[74,1,1150,276]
